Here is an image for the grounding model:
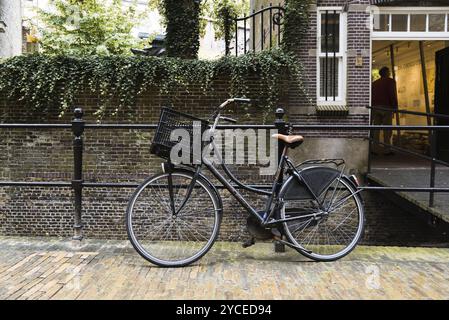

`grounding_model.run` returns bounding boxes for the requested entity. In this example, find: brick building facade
[1,0,448,245]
